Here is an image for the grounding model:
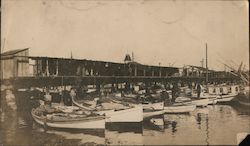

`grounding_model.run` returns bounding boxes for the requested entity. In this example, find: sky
[1,0,249,71]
